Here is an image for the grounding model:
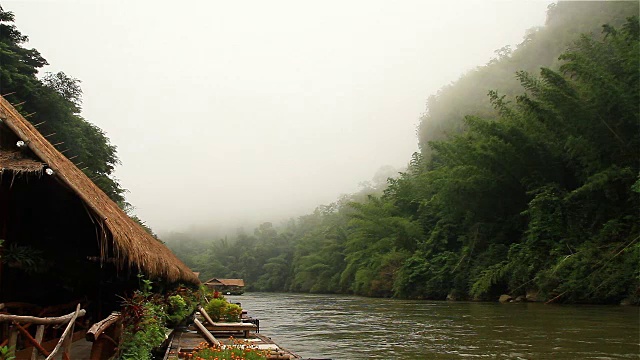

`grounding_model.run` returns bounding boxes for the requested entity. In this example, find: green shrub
[166,294,189,326]
[204,298,228,321]
[117,276,168,360]
[118,297,167,360]
[224,303,242,322]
